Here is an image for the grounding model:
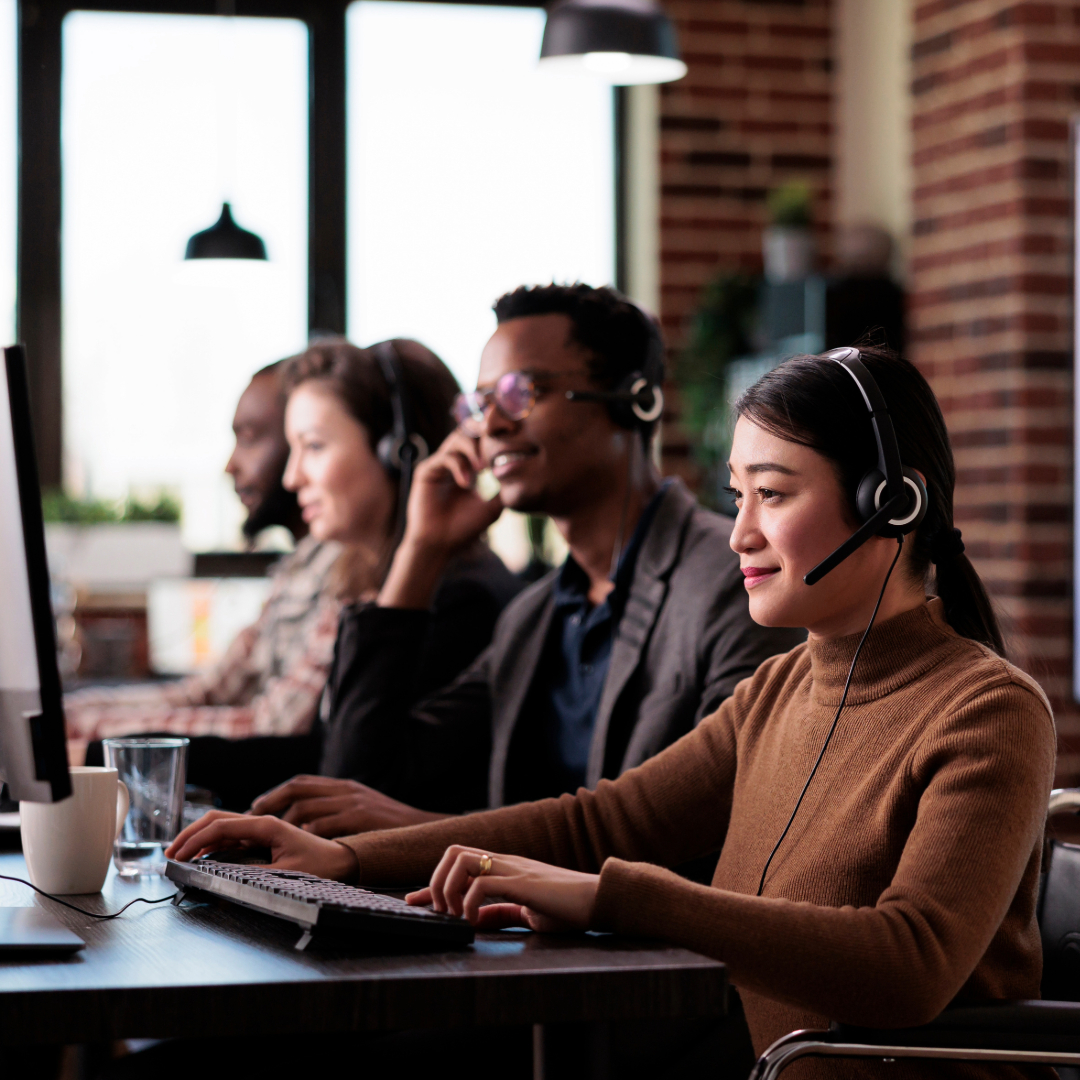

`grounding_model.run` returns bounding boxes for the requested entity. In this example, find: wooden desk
[0,854,726,1053]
